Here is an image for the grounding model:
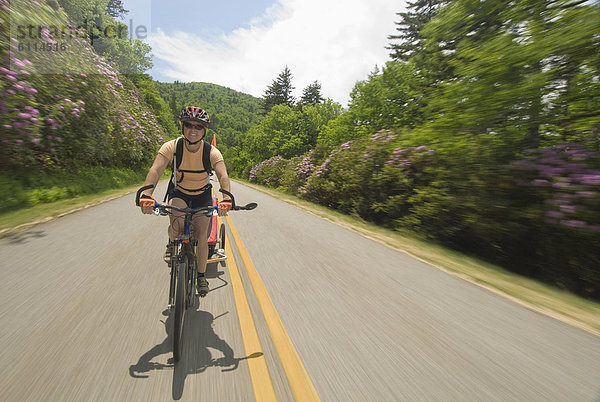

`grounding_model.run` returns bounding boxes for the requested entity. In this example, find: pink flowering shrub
[248,156,288,188]
[512,143,600,233]
[0,0,166,171]
[247,130,436,219]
